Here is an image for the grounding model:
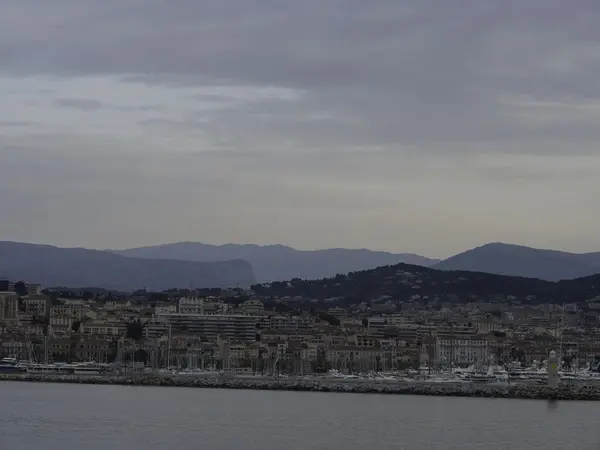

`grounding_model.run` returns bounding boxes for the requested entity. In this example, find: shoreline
[2,374,600,400]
